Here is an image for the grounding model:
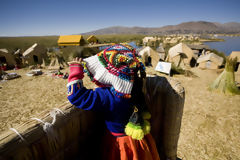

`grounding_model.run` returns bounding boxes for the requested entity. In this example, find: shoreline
[200,39,225,42]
